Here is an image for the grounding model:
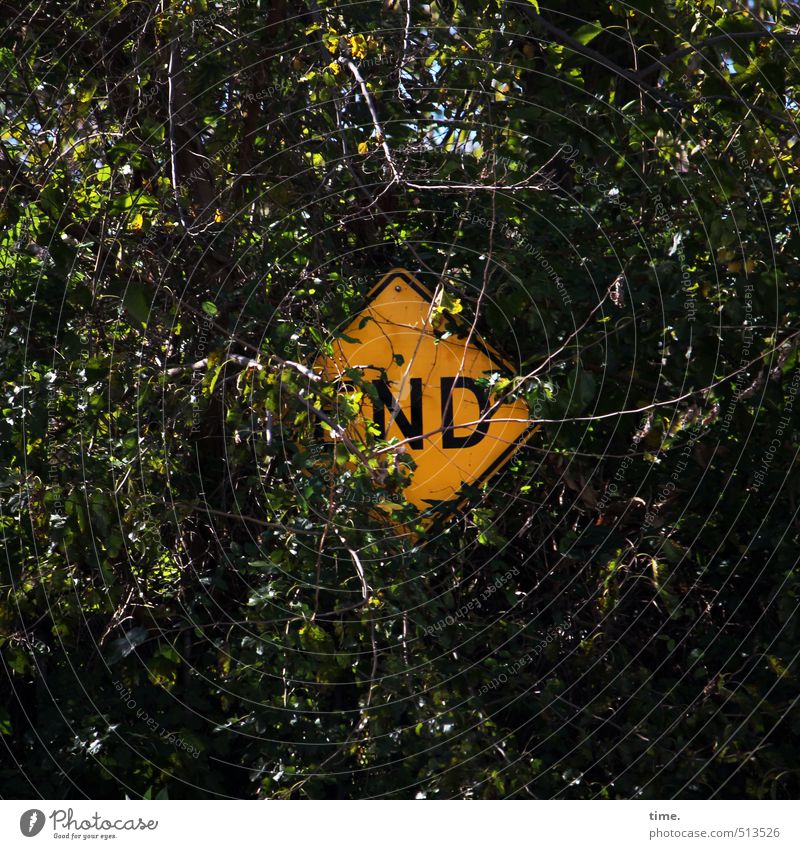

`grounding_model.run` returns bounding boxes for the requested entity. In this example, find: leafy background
[1,0,799,798]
